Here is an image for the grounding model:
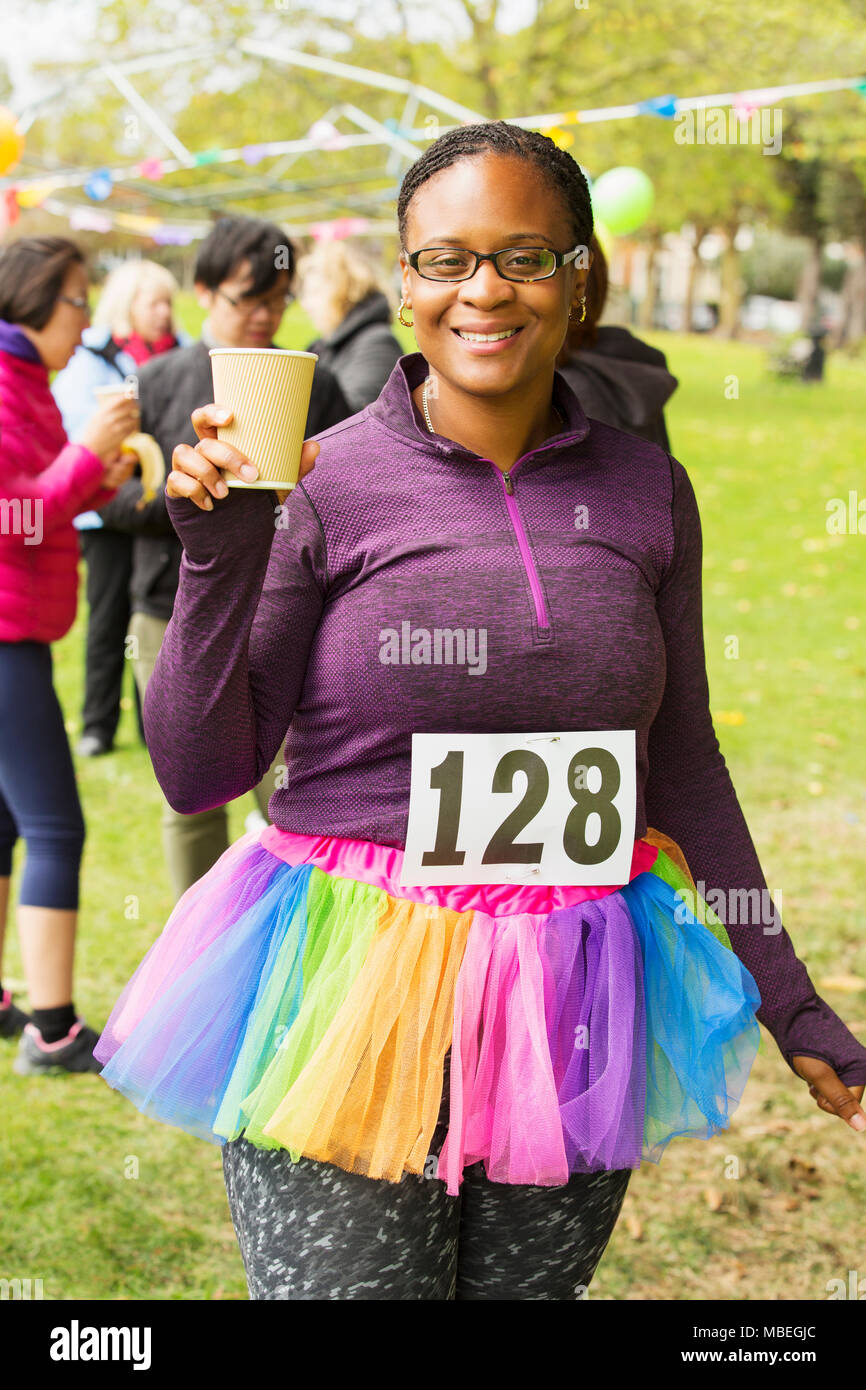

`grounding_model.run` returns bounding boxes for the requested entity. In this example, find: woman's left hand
[100,450,138,491]
[791,1054,866,1131]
